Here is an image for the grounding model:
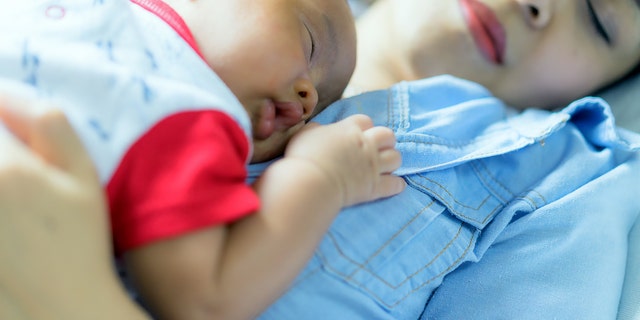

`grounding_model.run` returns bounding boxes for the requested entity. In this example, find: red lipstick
[460,0,506,65]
